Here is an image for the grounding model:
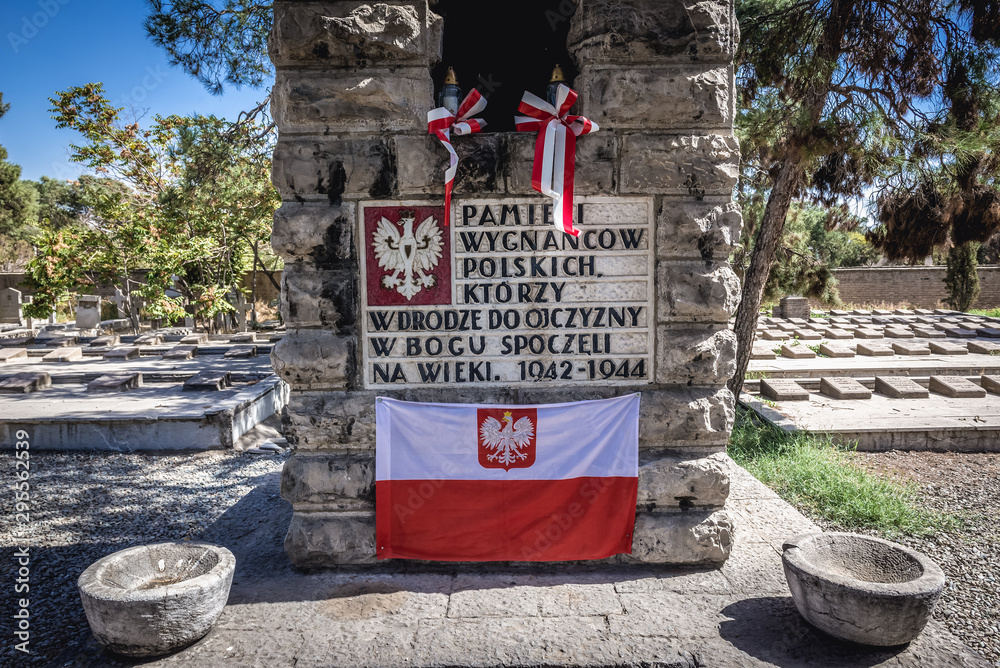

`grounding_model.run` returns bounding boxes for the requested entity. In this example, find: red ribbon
[515,84,599,237]
[427,90,488,223]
